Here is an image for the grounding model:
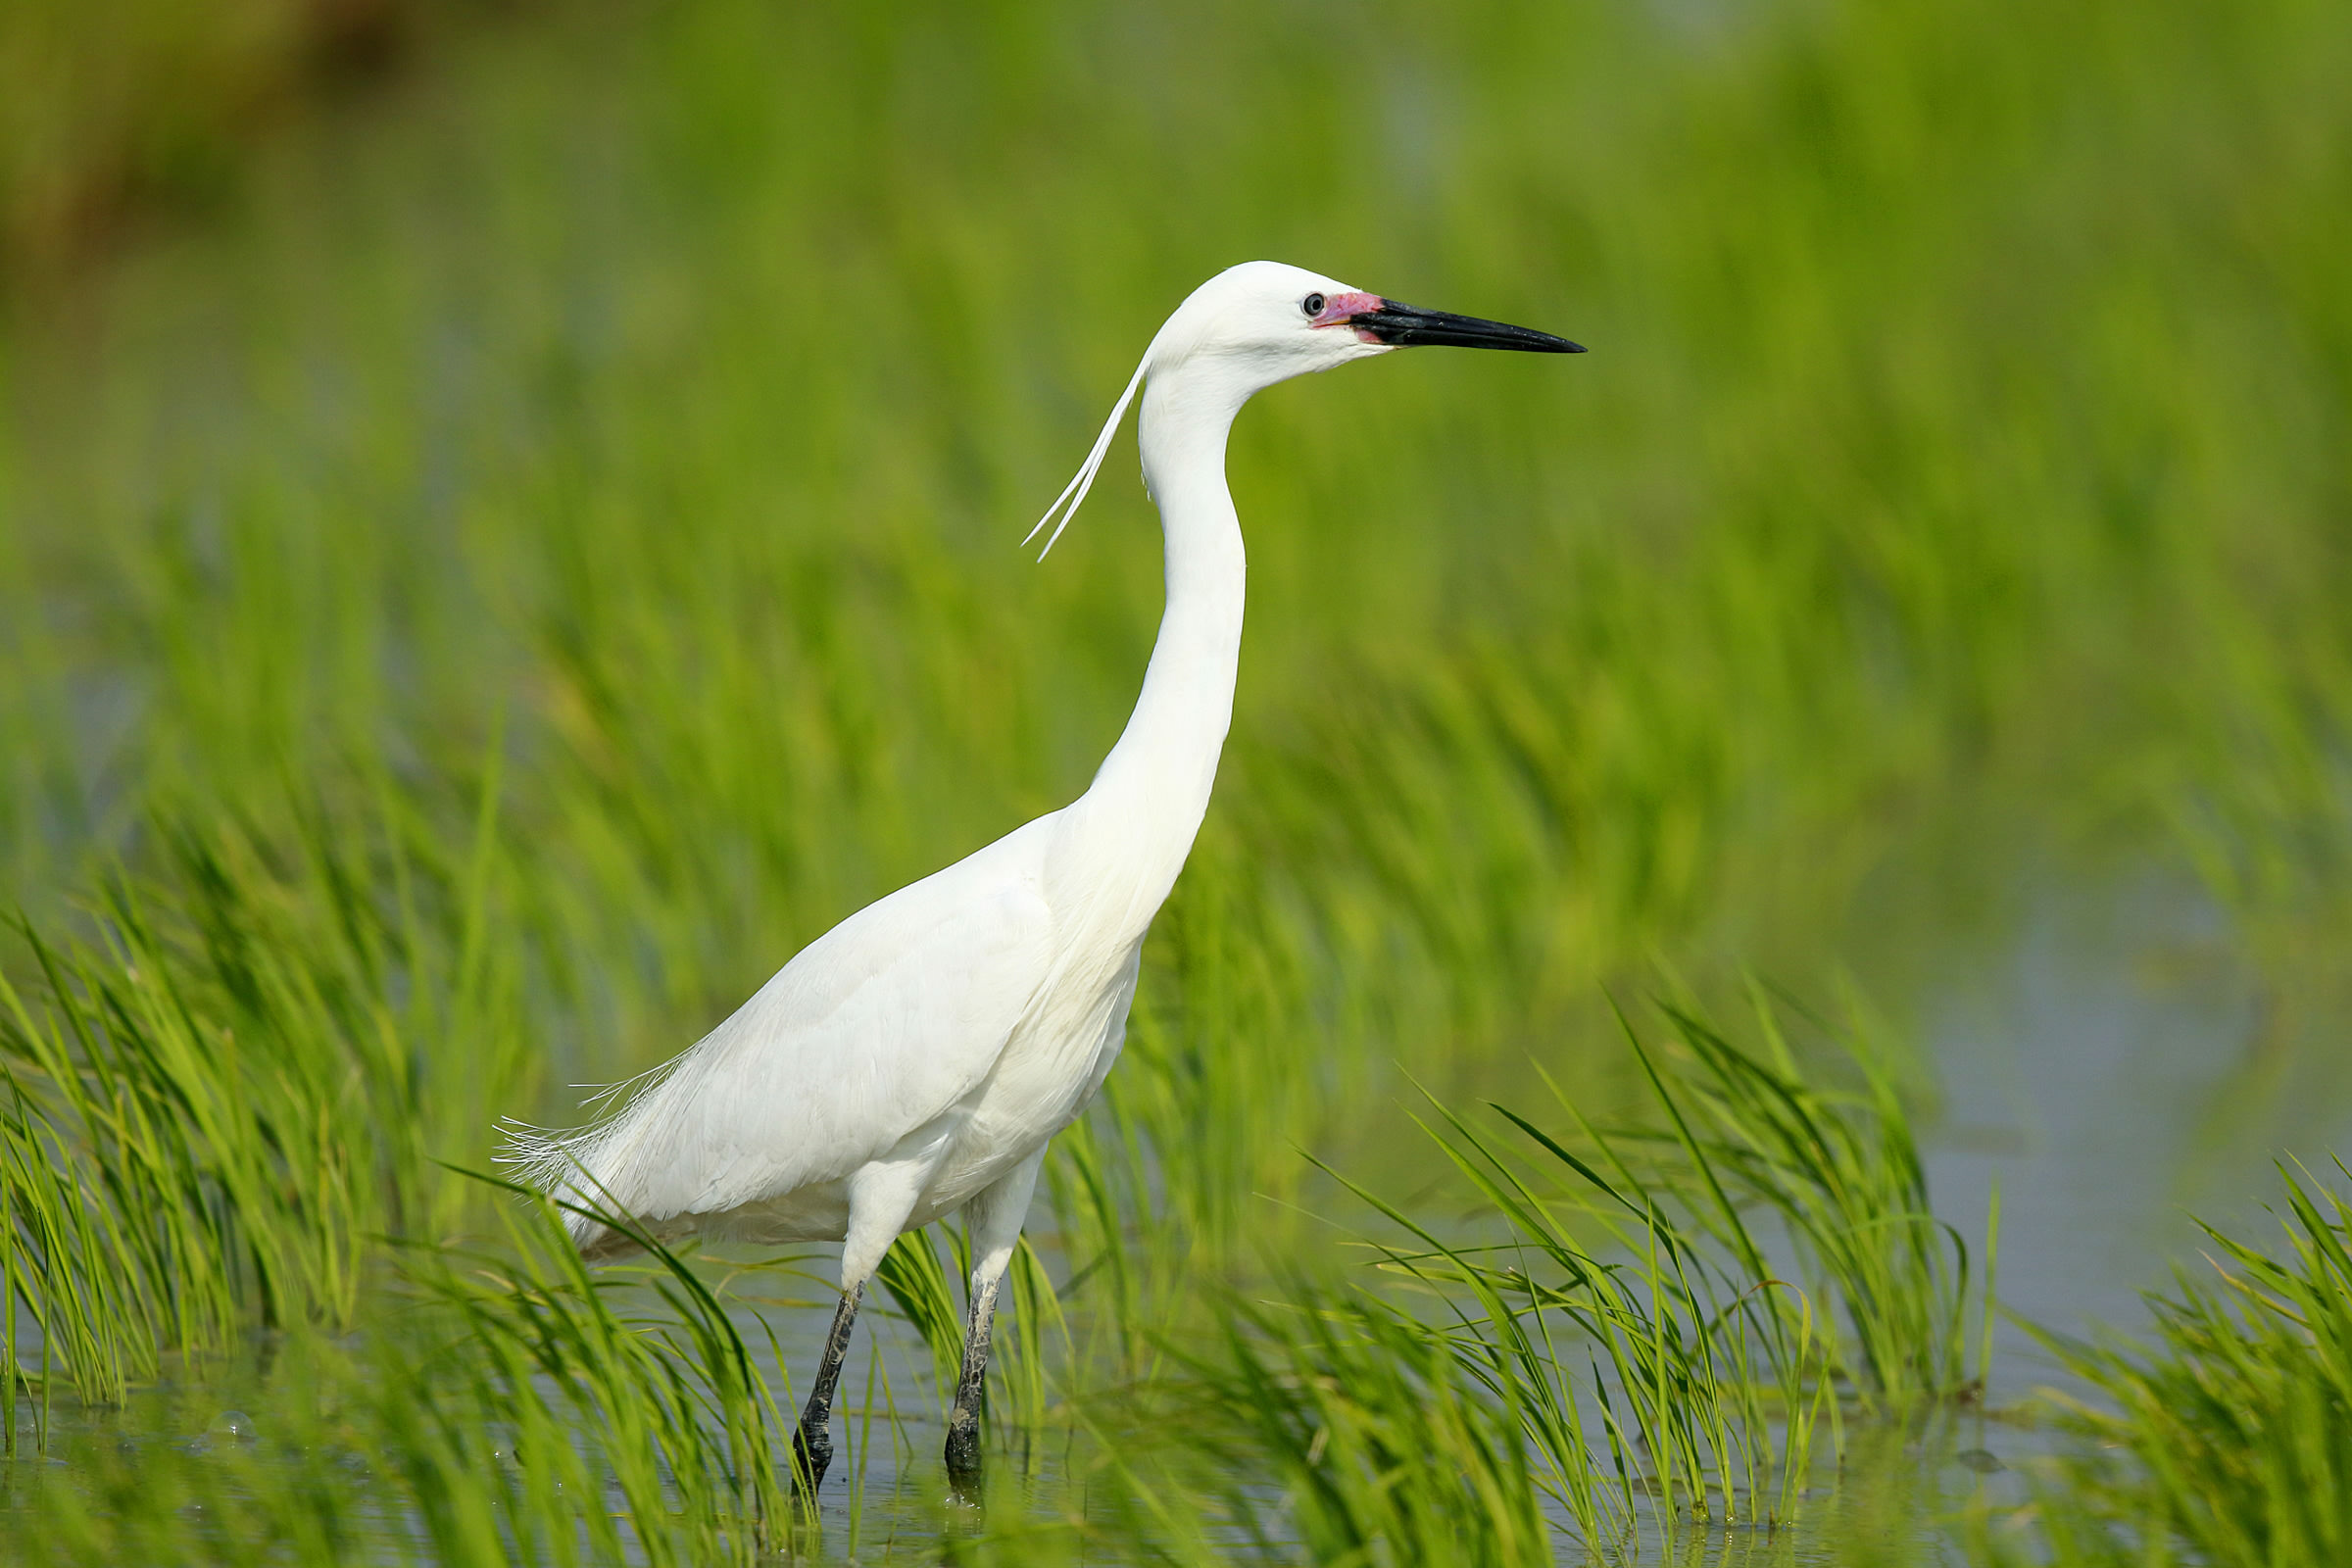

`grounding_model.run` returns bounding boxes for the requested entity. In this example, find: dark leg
[793,1284,863,1491]
[945,1150,1041,1492]
[944,1275,1002,1483]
